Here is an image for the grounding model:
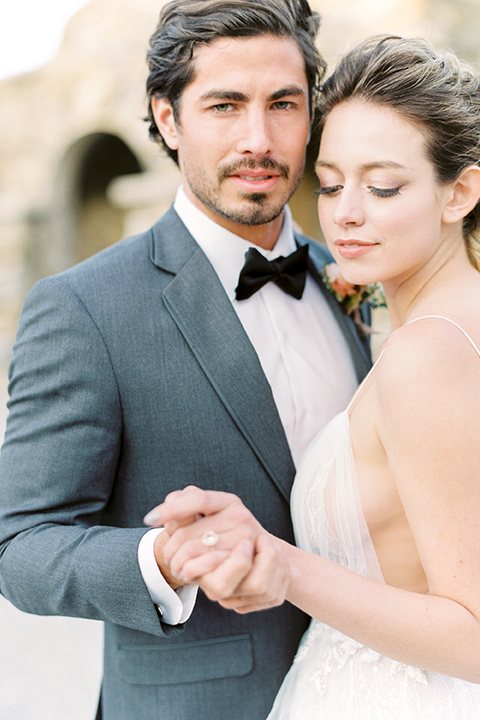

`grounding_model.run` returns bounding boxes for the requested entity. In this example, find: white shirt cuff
[137,528,198,625]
